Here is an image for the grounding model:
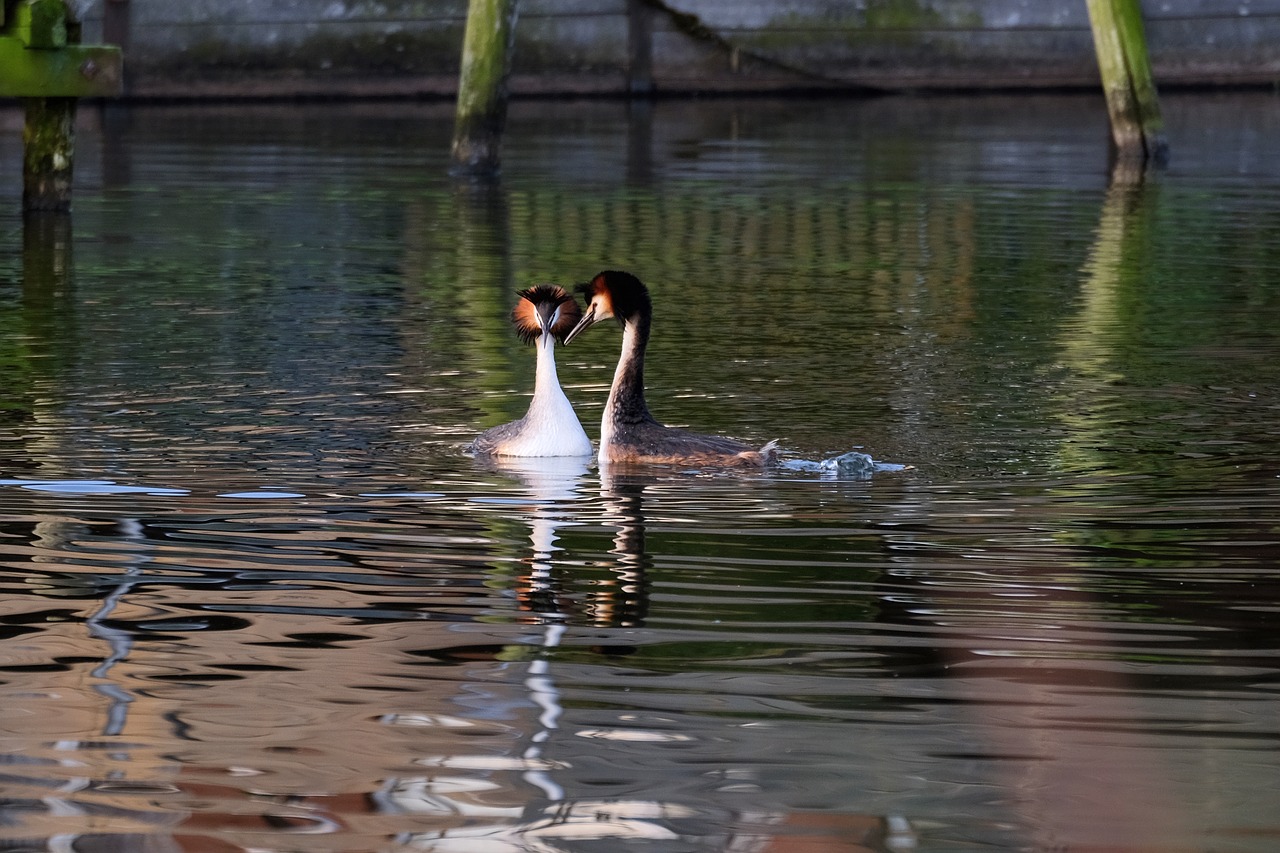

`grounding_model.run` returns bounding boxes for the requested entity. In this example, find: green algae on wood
[4,0,123,211]
[1086,0,1168,163]
[0,38,122,97]
[21,96,75,212]
[451,0,519,175]
[8,0,67,49]
[0,0,122,98]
